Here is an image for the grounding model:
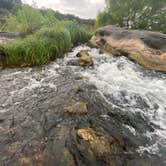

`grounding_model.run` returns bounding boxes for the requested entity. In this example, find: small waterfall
[0,45,166,163]
[71,46,166,155]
